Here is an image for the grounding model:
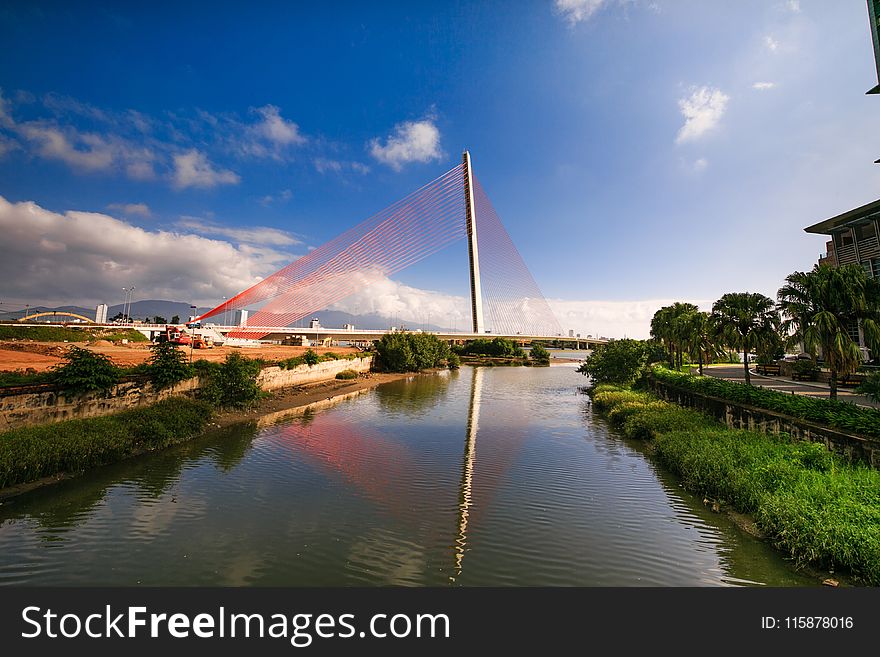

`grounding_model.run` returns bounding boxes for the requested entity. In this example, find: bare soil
[0,341,361,373]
